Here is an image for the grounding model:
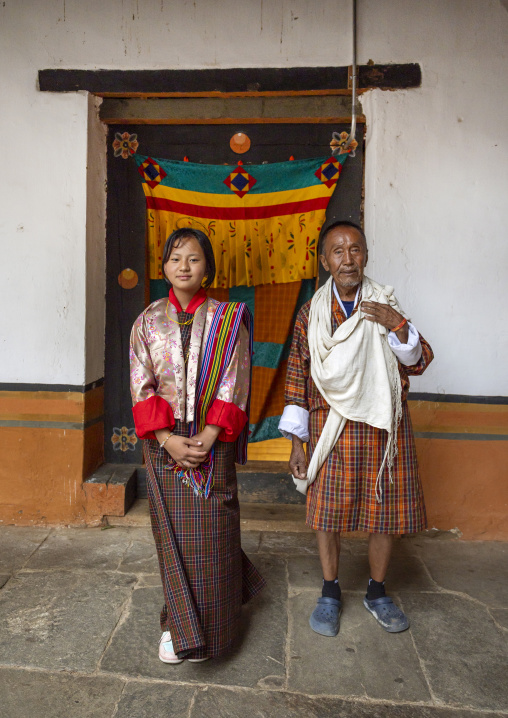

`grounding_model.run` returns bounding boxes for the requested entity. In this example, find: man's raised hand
[361,301,409,344]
